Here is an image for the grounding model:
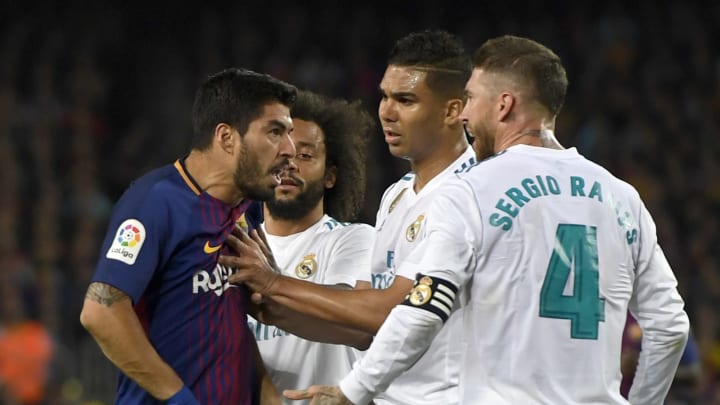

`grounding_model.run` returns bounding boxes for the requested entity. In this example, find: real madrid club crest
[409,276,433,306]
[295,254,317,279]
[405,214,425,242]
